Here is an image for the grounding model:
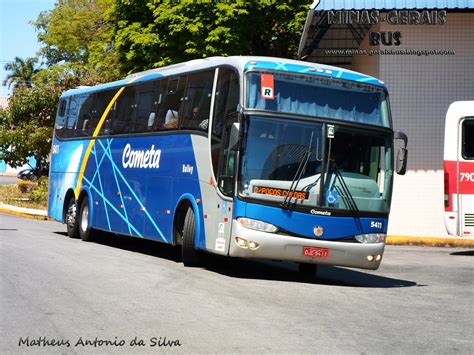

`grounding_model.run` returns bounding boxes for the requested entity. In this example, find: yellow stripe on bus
[73,78,137,198]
